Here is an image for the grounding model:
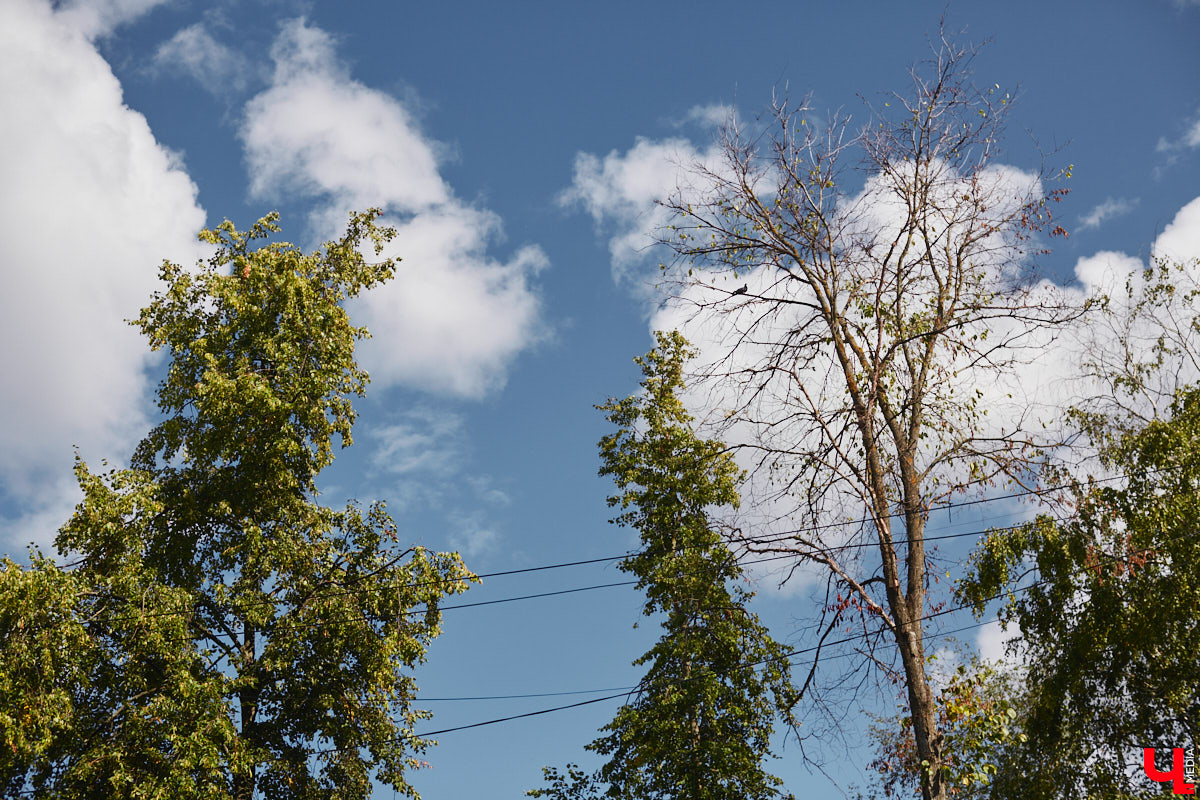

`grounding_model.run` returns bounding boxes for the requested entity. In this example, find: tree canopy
[653,31,1079,800]
[531,331,798,800]
[0,212,474,799]
[957,259,1200,800]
